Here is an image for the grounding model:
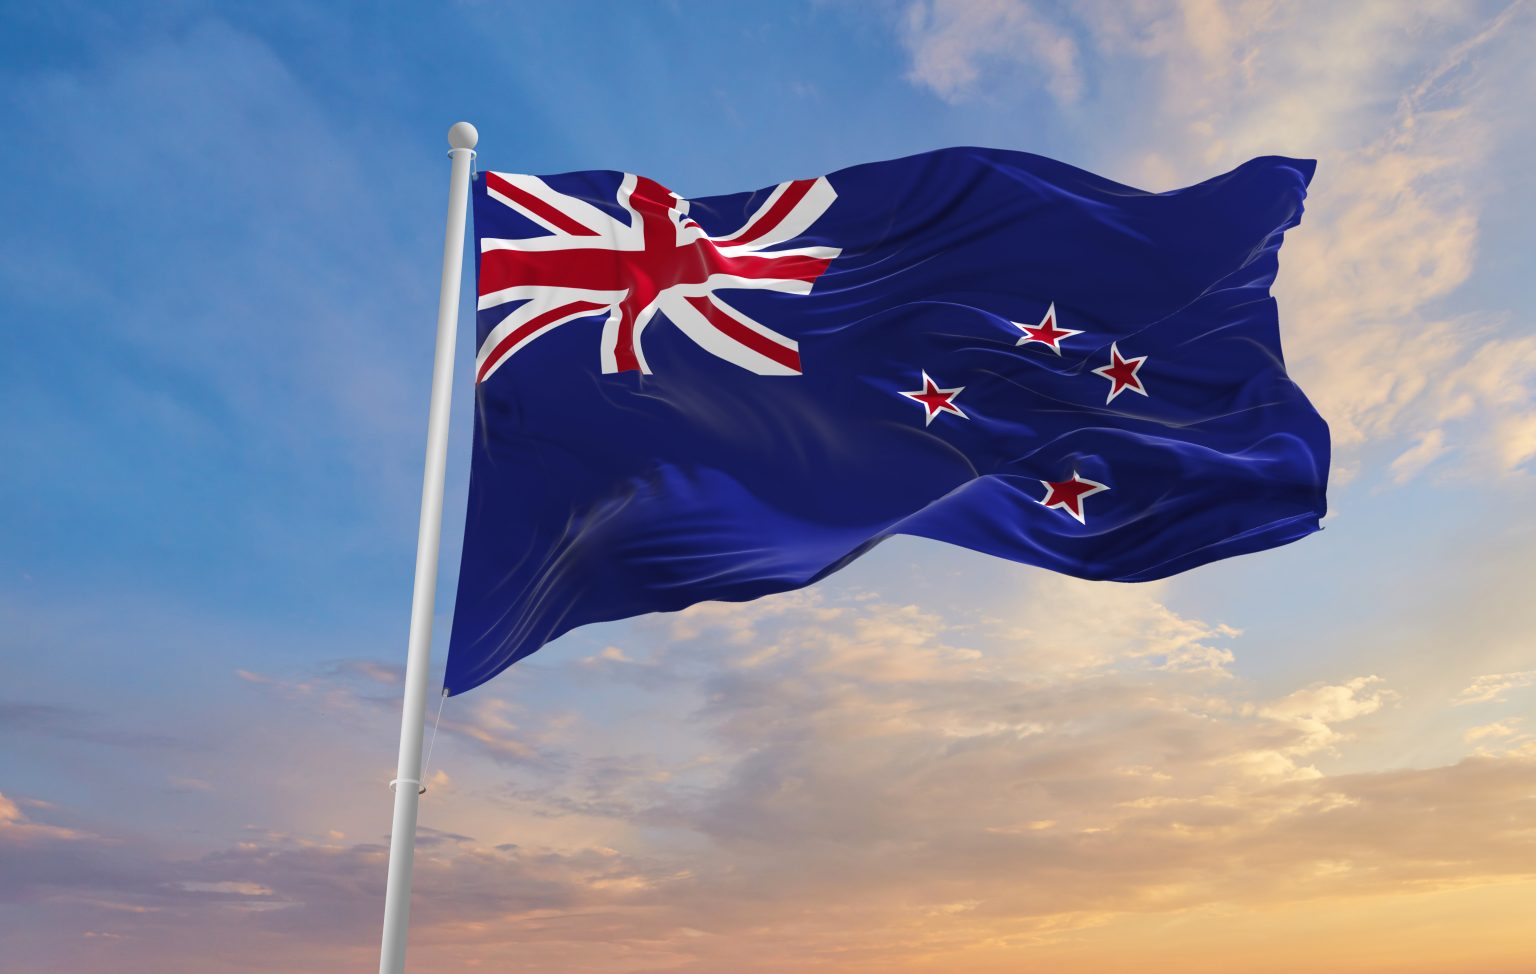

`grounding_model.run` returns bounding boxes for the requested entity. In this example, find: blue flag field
[444,146,1329,695]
